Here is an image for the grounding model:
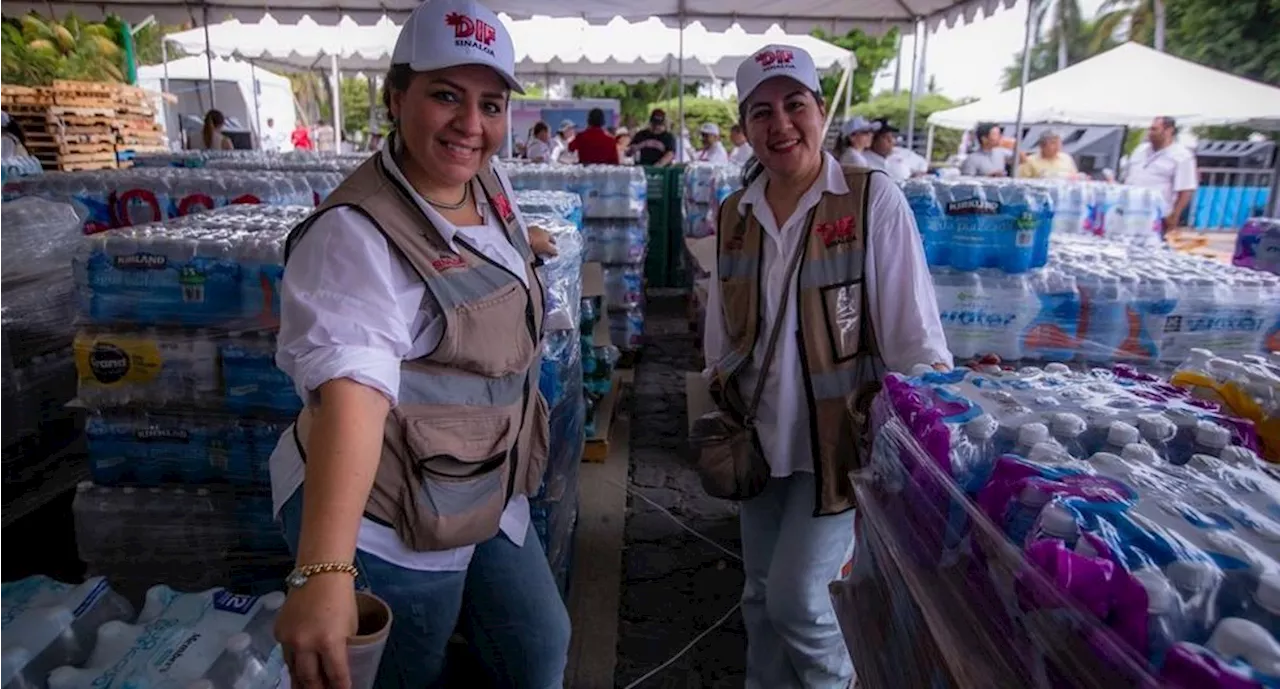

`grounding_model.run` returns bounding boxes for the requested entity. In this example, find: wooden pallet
[28,140,116,155]
[583,371,624,463]
[1,85,54,107]
[26,131,116,145]
[48,159,118,172]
